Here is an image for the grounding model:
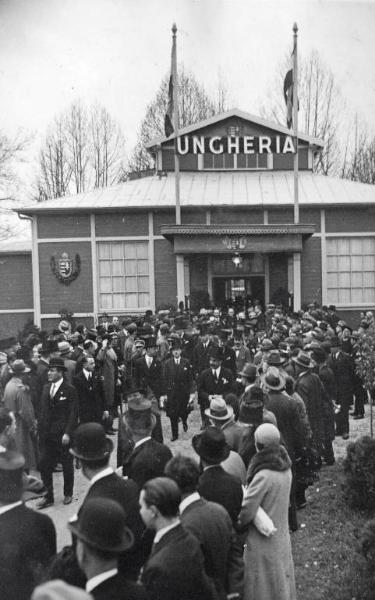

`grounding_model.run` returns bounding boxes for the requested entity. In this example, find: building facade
[1,108,374,335]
